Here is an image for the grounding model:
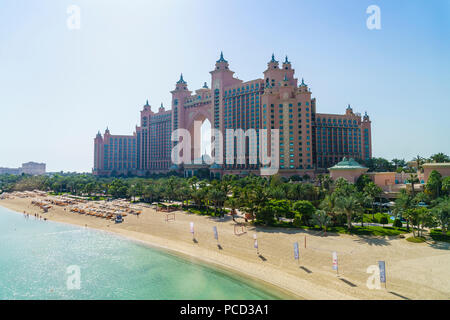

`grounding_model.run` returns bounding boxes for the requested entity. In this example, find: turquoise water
[0,206,282,300]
